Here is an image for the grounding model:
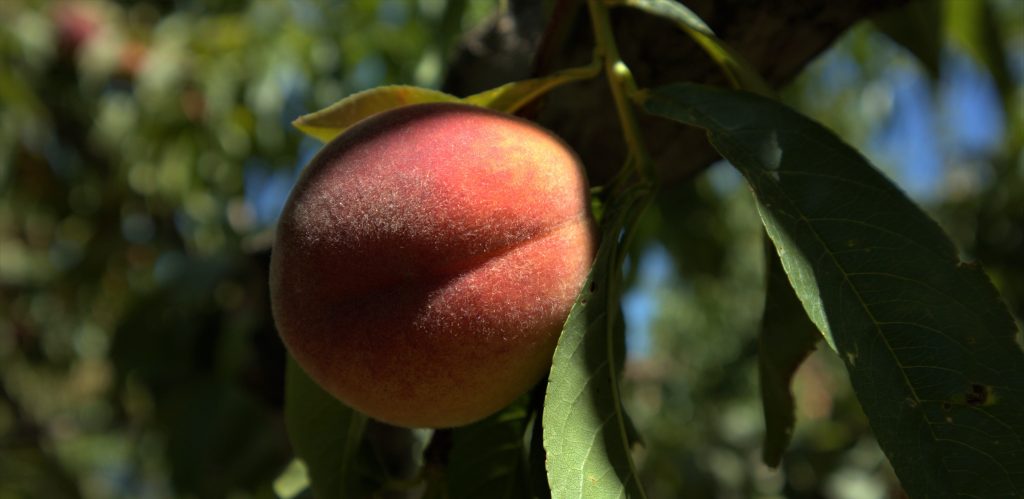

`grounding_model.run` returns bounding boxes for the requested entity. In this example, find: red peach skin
[270,102,597,428]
